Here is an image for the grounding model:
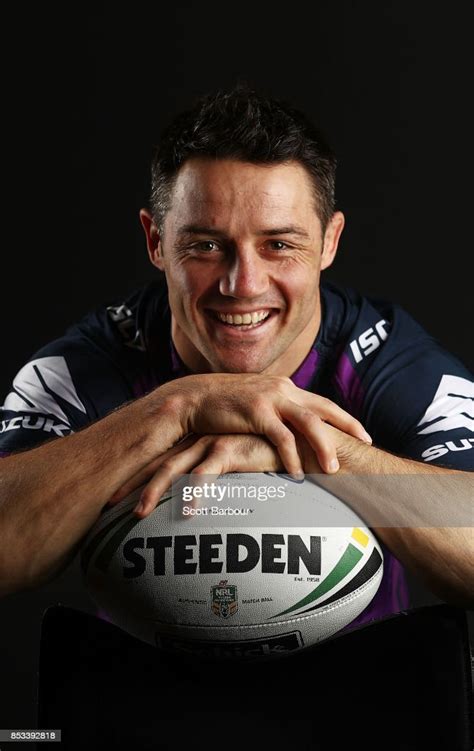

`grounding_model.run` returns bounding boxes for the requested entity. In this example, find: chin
[211,356,269,374]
